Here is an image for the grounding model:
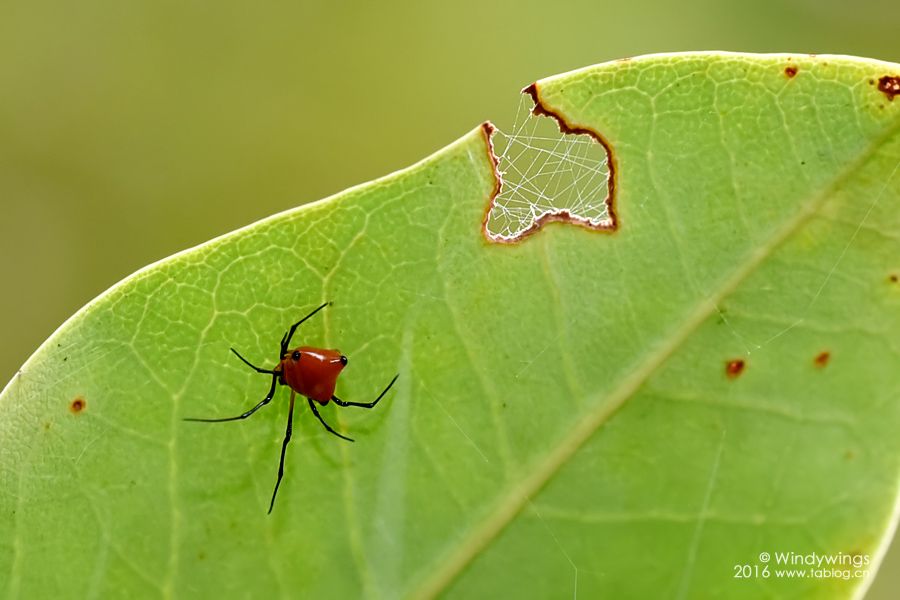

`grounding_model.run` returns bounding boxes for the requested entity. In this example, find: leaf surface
[2,53,899,599]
